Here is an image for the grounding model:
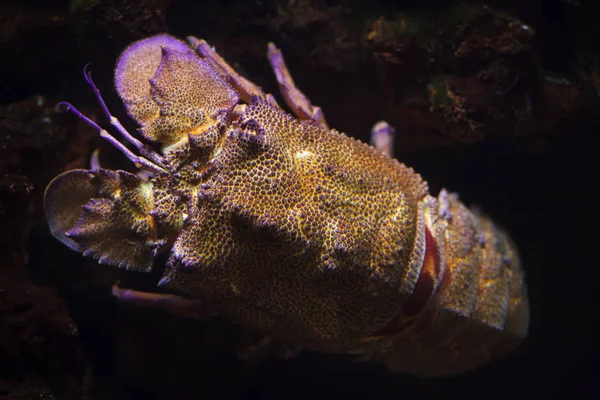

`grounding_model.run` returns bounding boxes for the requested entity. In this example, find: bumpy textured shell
[44,34,529,376]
